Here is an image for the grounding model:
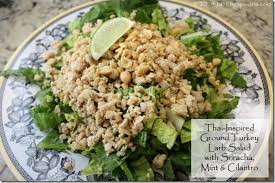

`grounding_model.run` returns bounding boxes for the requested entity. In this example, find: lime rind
[91,17,135,60]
